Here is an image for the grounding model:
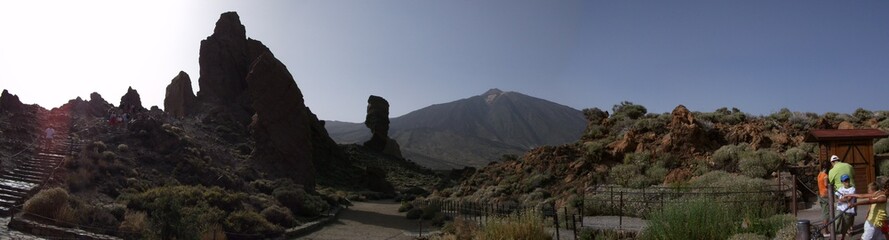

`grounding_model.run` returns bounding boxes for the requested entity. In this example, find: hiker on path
[829,155,855,190]
[818,161,832,236]
[845,182,889,240]
[835,174,857,240]
[44,127,55,141]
